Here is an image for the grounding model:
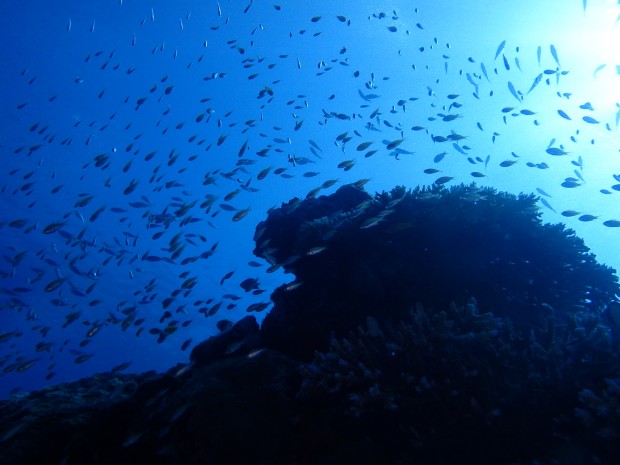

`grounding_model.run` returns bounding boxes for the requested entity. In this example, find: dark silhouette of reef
[1,183,620,465]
